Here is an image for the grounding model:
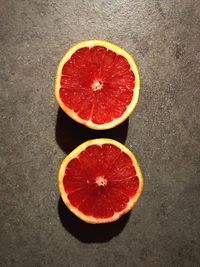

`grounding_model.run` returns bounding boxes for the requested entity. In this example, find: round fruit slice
[55,40,140,130]
[58,139,143,224]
